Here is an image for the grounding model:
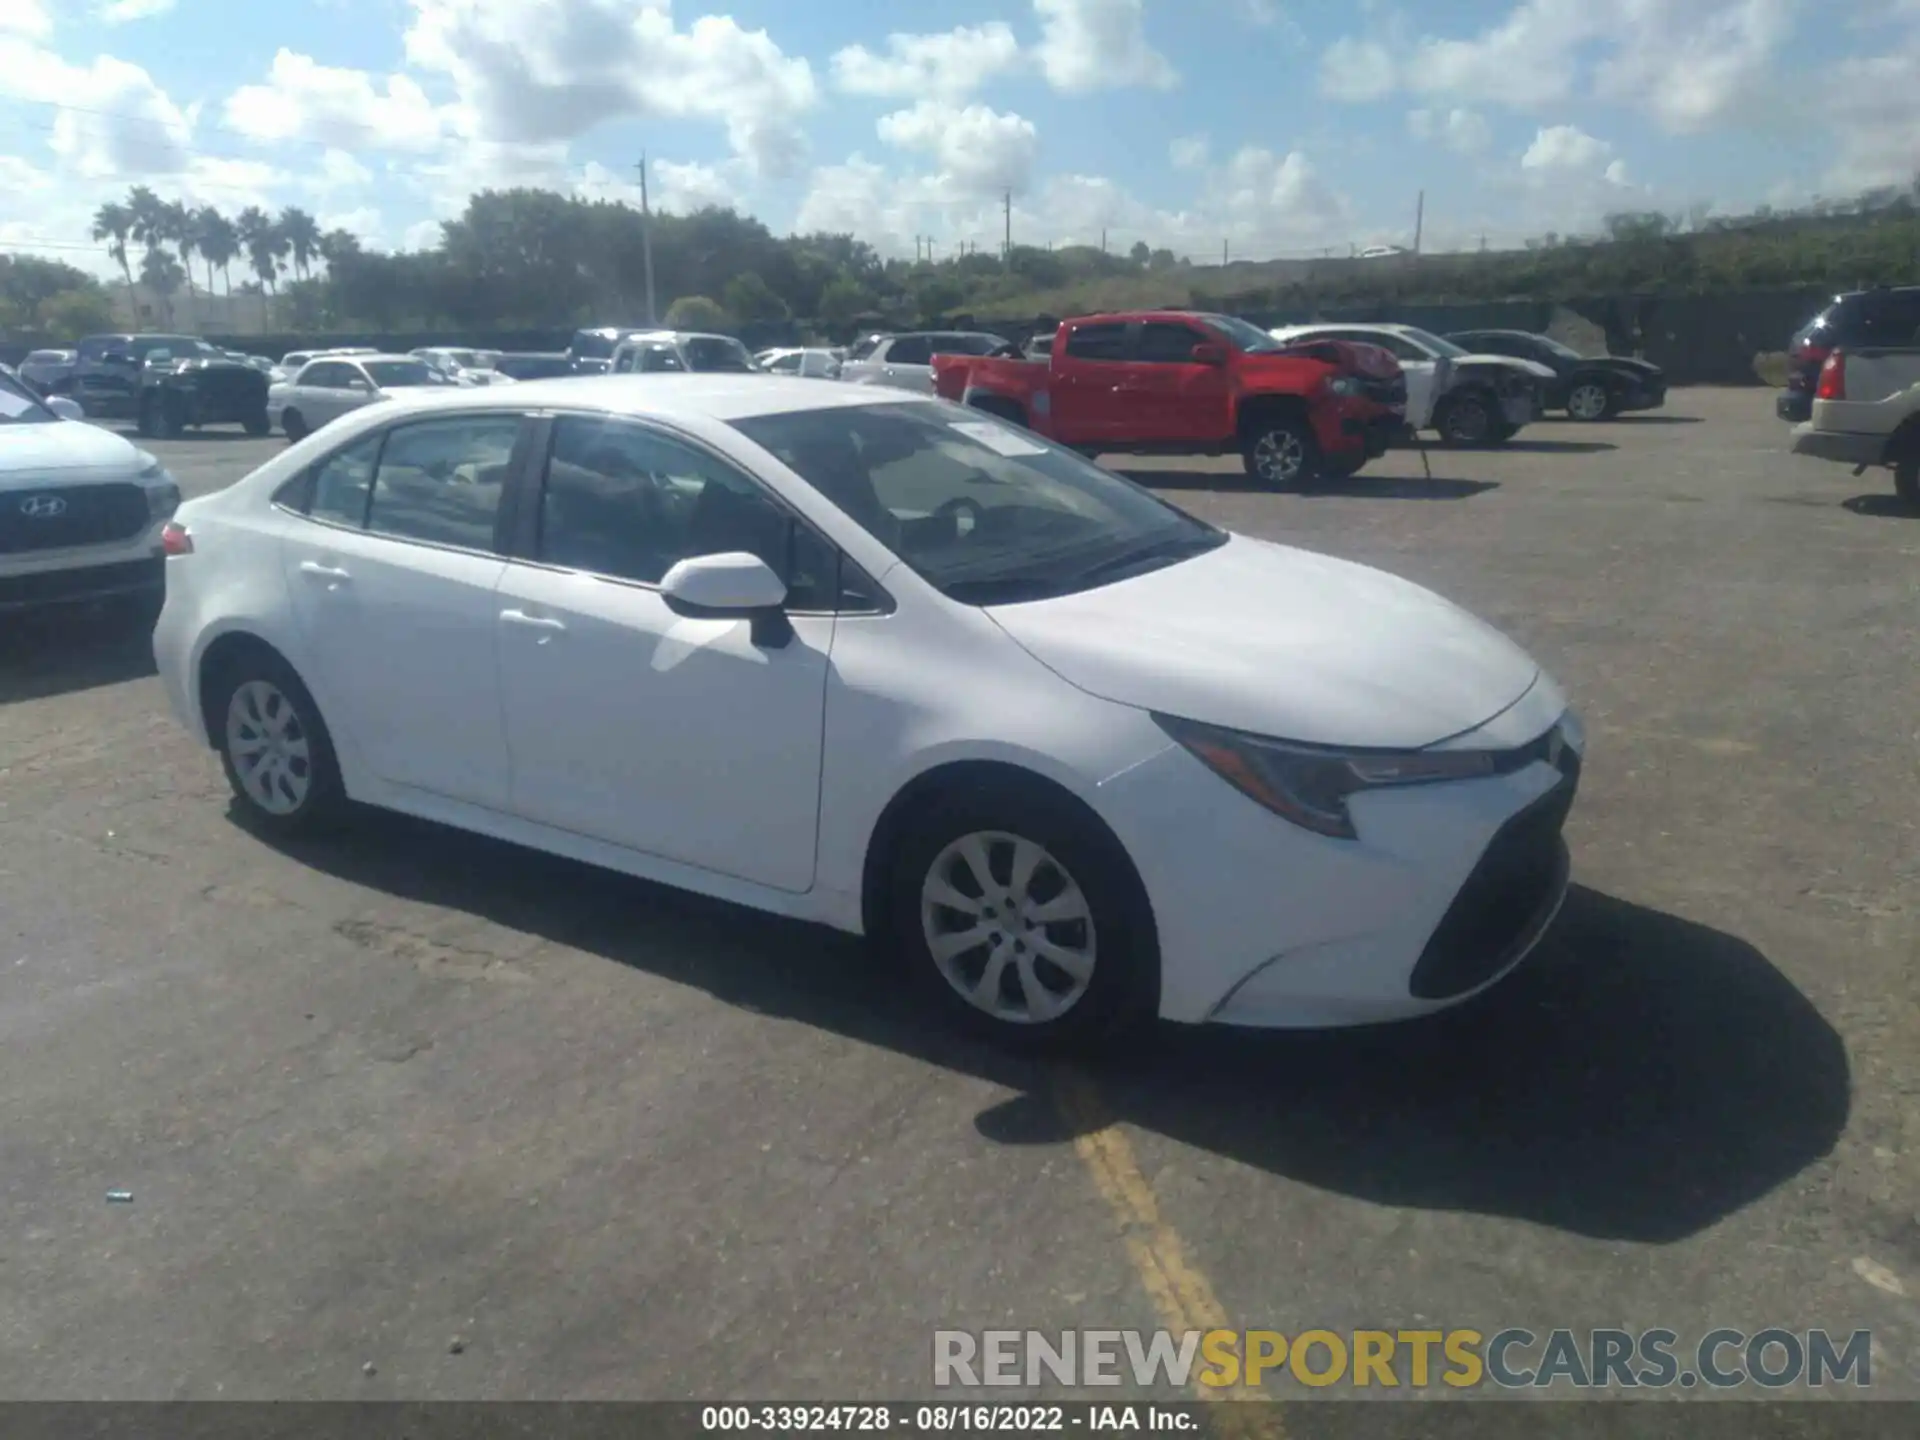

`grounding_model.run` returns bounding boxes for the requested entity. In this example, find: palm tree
[197,207,238,296]
[139,247,186,328]
[91,201,135,317]
[126,186,166,266]
[277,206,322,282]
[236,205,280,324]
[317,227,362,271]
[161,200,198,299]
